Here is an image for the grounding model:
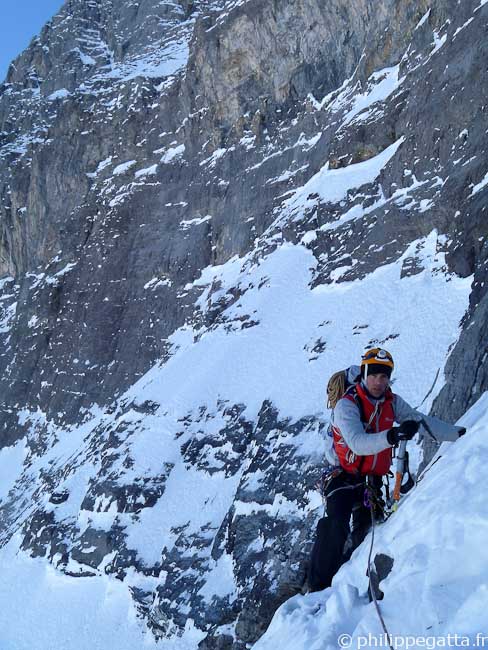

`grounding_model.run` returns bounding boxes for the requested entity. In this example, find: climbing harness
[316,468,343,497]
[363,480,388,521]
